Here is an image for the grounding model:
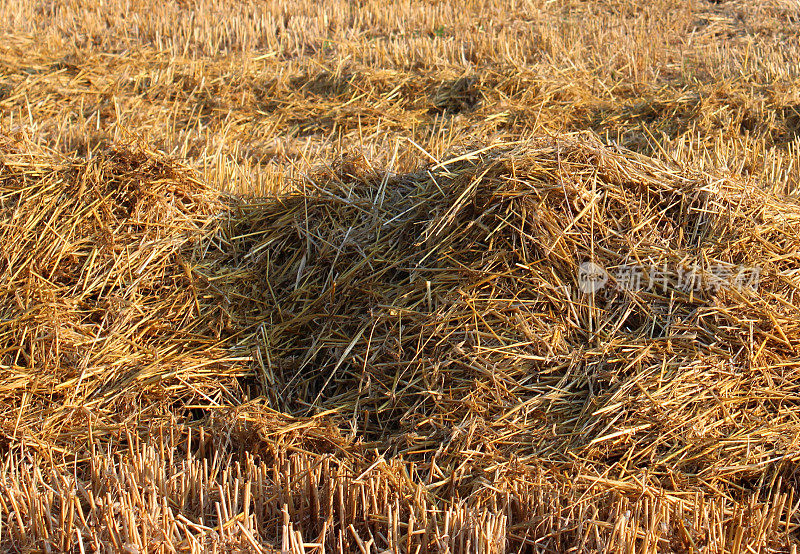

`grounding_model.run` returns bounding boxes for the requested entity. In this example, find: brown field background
[2,0,800,552]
